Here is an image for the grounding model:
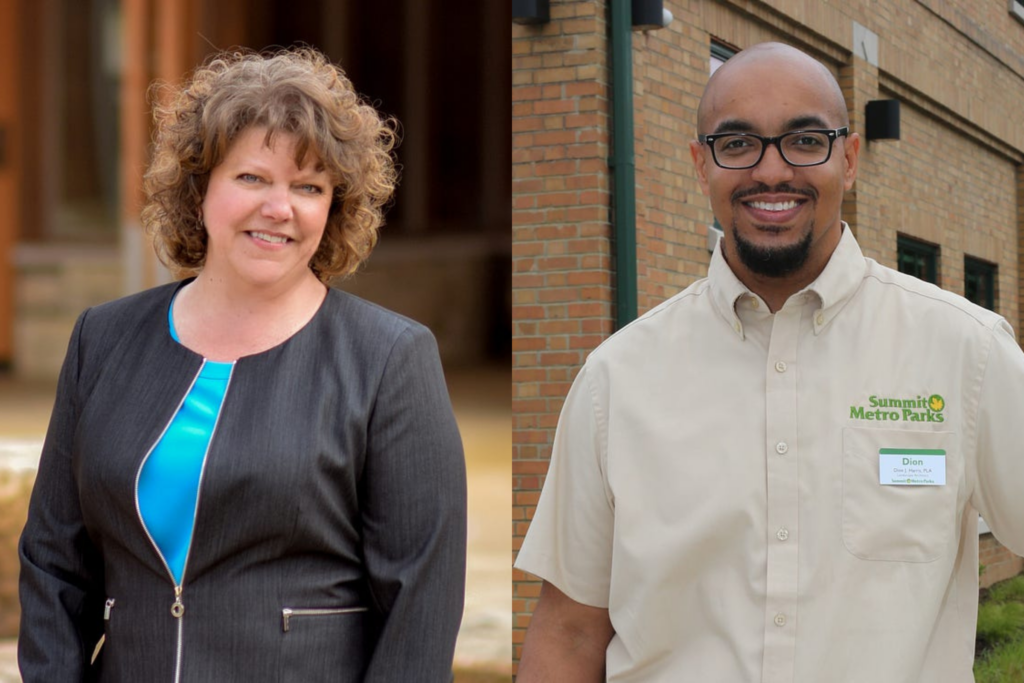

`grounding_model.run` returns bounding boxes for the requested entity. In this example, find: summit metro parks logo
[849,394,945,423]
